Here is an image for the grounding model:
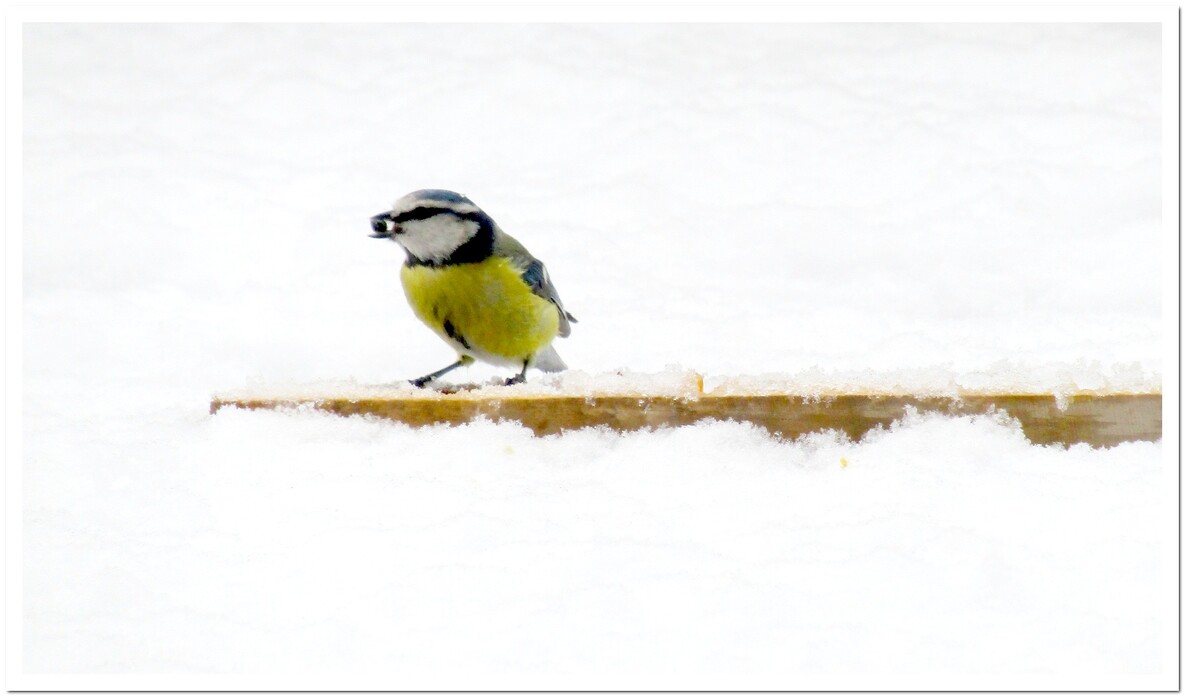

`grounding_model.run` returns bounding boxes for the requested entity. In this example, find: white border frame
[5,4,1179,692]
